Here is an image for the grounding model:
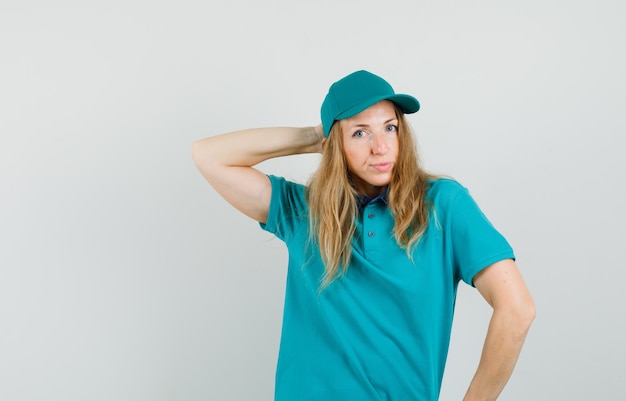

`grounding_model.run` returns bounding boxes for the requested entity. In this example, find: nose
[370,131,389,155]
